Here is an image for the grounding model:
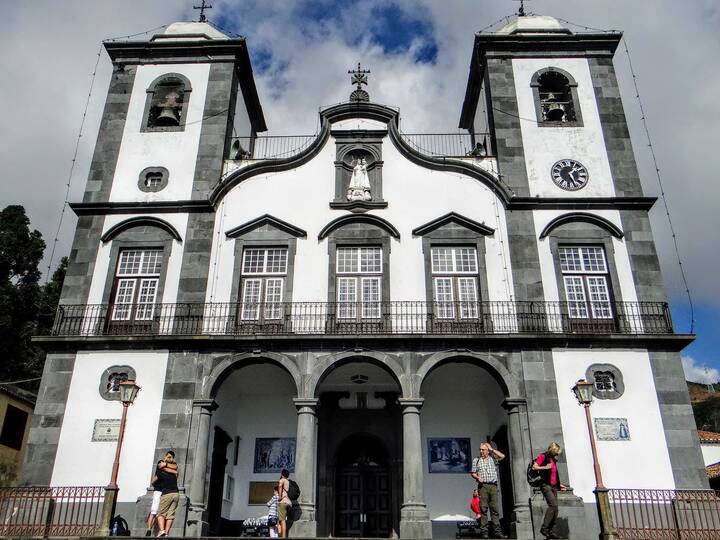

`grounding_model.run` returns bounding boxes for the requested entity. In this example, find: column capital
[502,396,527,412]
[192,399,218,412]
[293,397,319,413]
[398,397,424,413]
